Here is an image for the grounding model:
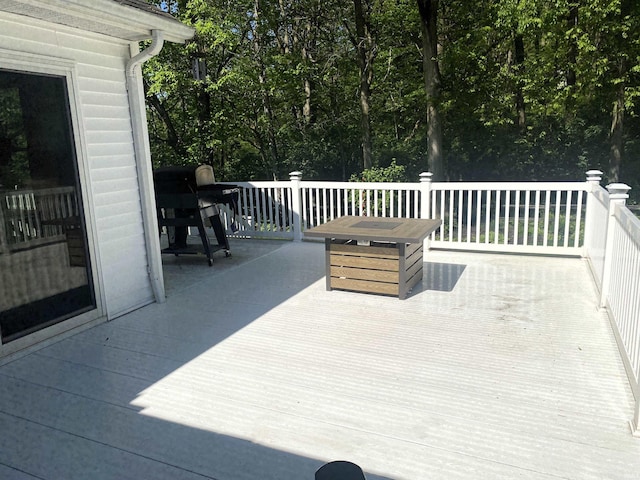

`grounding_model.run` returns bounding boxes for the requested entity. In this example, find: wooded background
[144,0,639,201]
